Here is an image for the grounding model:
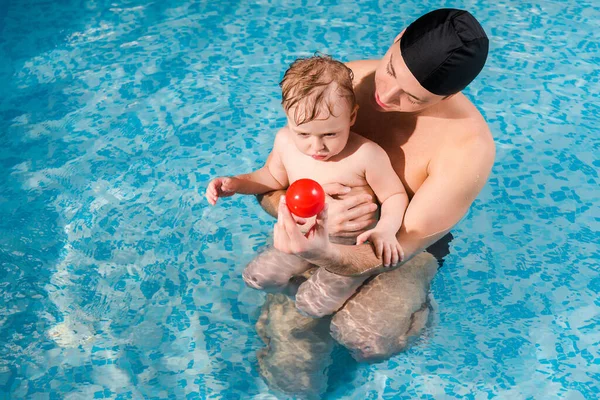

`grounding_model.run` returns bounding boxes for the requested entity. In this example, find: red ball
[286,179,325,218]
